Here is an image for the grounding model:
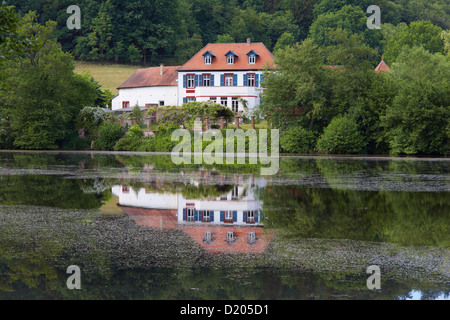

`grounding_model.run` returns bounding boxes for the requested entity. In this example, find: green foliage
[280,126,316,153]
[273,31,296,53]
[94,121,125,151]
[383,20,445,64]
[316,115,366,154]
[114,124,144,151]
[76,106,110,143]
[260,38,329,131]
[309,5,382,50]
[0,11,101,150]
[0,5,26,88]
[216,34,235,43]
[128,105,144,126]
[381,46,450,155]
